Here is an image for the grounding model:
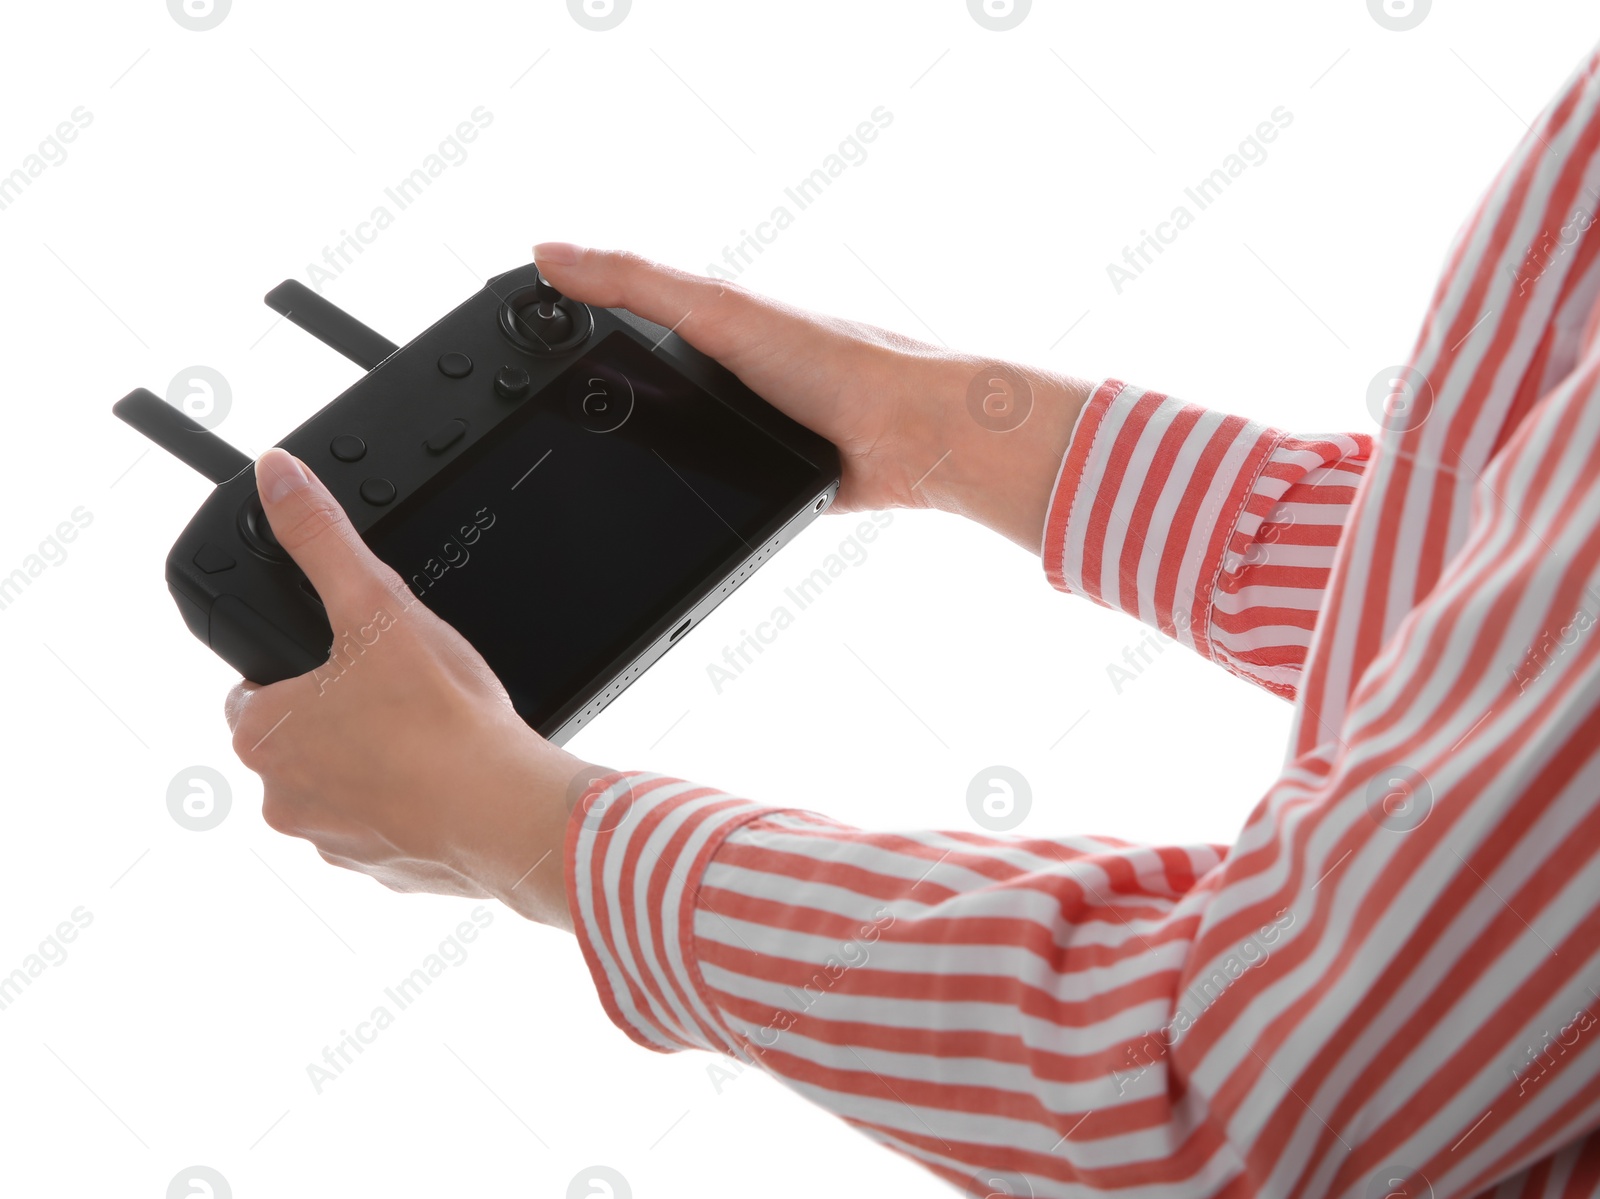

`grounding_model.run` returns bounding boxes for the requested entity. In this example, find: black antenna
[265,280,399,371]
[112,388,253,484]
